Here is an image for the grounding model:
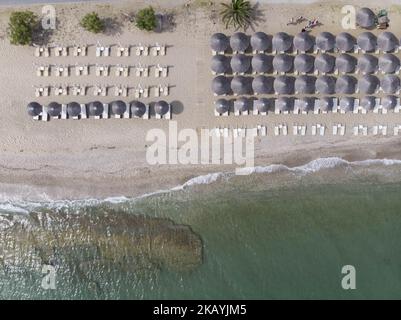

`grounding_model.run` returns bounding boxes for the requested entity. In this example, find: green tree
[220,0,253,29]
[8,11,37,45]
[81,12,104,33]
[136,7,157,31]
